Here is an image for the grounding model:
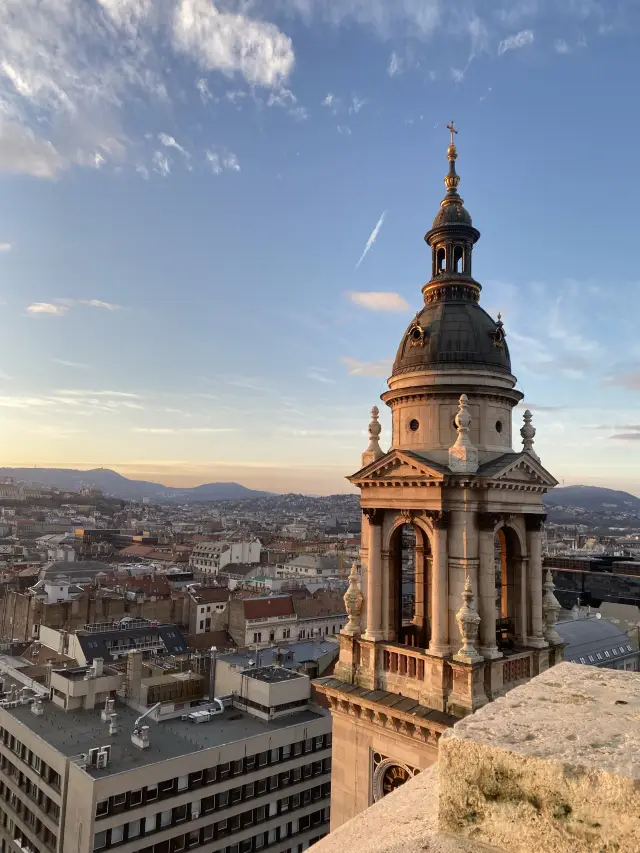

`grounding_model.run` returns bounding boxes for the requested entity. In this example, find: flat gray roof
[3,683,325,779]
[244,666,305,683]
